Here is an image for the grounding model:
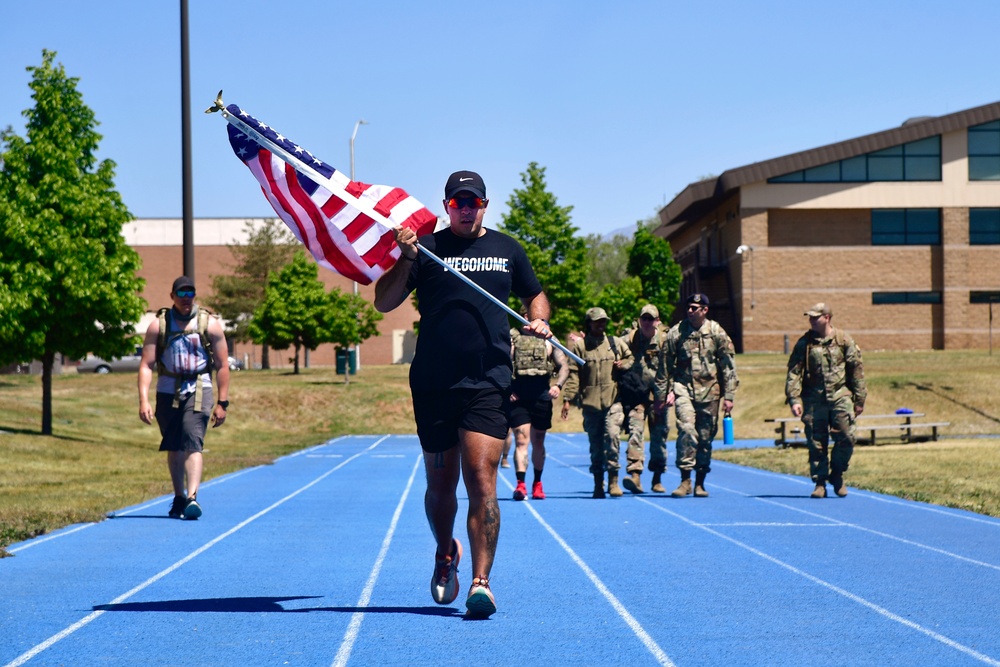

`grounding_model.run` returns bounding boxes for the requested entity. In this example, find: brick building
[124,218,420,368]
[656,100,1000,352]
